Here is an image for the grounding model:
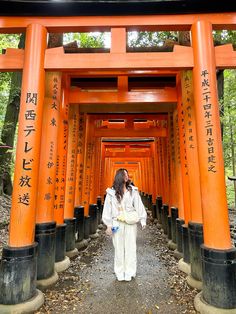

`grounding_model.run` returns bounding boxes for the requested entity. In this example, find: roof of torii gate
[0,0,235,16]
